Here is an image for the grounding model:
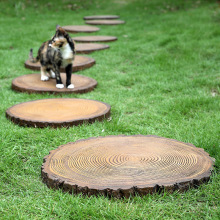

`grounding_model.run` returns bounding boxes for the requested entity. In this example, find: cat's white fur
[67,84,74,89]
[56,84,64,89]
[41,75,49,81]
[45,37,74,89]
[50,70,56,78]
